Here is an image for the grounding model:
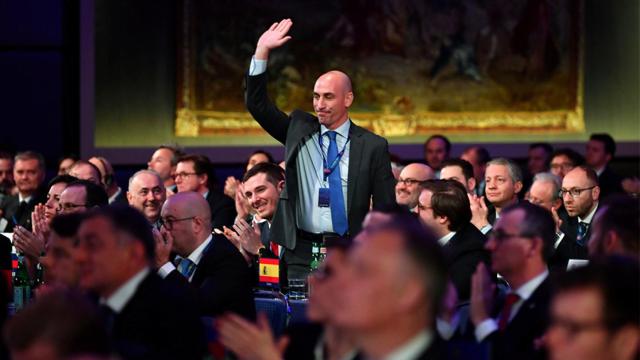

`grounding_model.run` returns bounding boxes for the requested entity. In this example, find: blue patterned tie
[177,257,197,279]
[576,221,589,246]
[326,131,348,235]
